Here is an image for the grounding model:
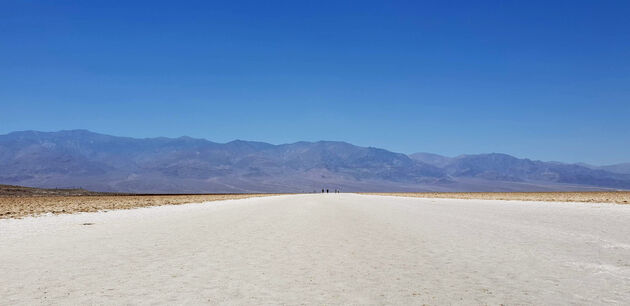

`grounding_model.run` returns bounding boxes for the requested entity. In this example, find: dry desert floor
[365,191,630,204]
[1,194,630,304]
[0,194,280,219]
